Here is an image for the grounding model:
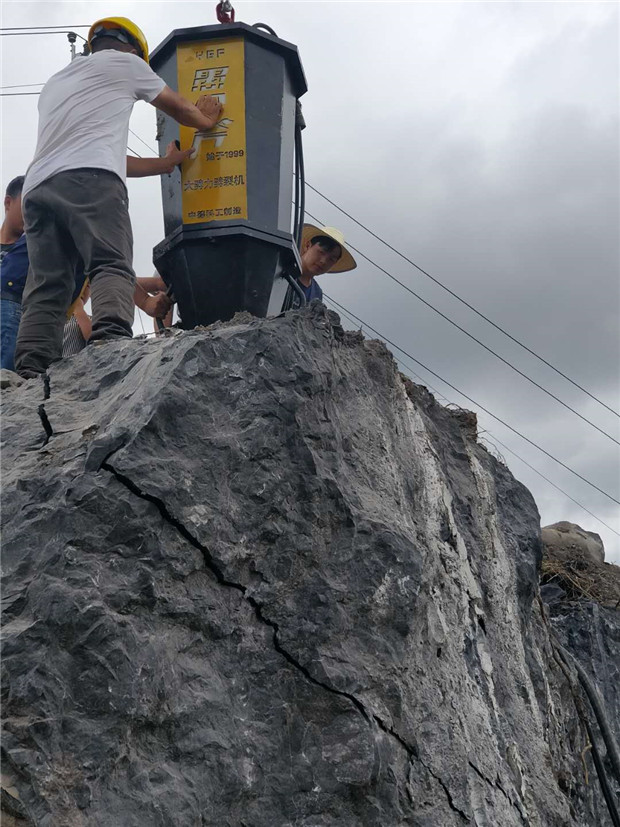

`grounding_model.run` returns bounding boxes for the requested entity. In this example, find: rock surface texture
[1,305,618,826]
